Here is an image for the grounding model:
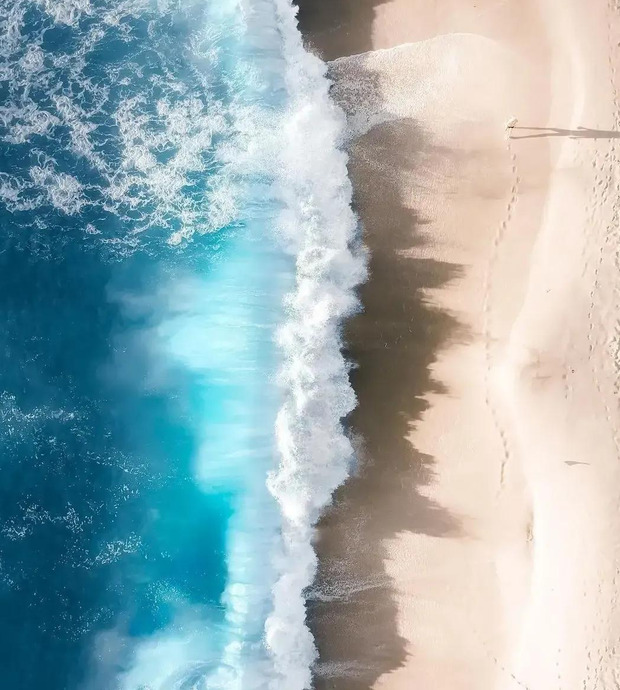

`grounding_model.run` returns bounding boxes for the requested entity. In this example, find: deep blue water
[0,1,290,687]
[0,0,365,687]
